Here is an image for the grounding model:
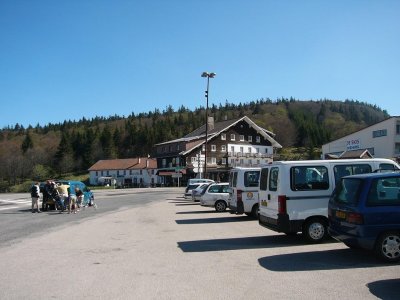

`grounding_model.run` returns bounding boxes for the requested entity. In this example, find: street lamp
[201,71,216,179]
